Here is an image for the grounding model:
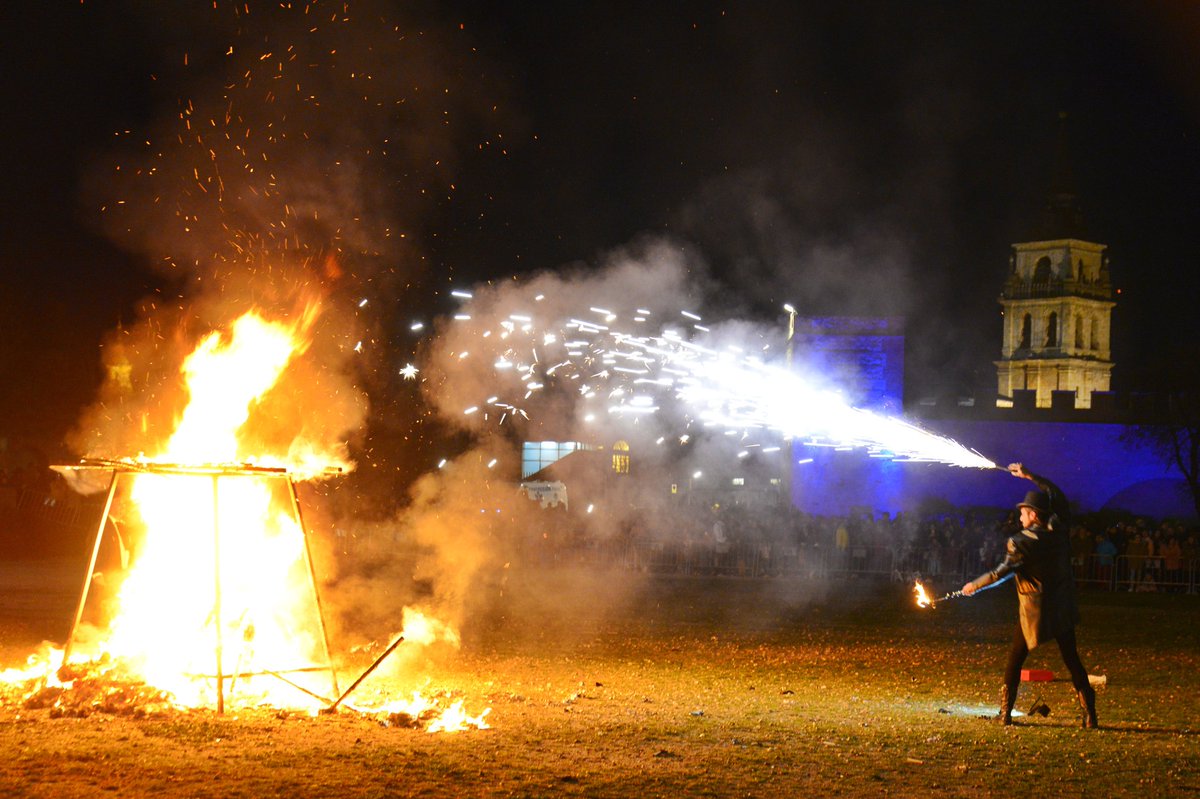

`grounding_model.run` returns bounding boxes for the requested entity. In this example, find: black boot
[1077,685,1098,729]
[998,685,1016,726]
